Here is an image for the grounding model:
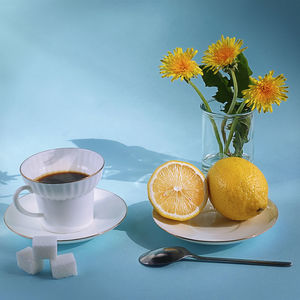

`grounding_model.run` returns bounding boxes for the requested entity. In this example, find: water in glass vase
[201,100,254,173]
[202,153,252,174]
